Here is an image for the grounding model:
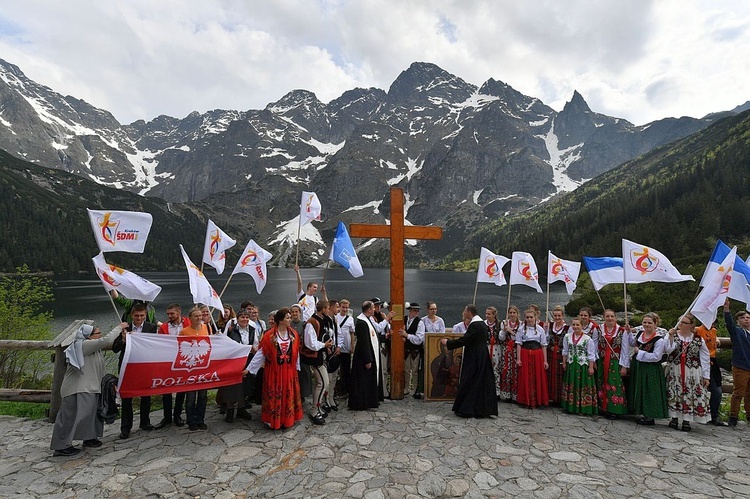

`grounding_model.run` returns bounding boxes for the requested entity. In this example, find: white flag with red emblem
[201,219,236,274]
[691,246,736,328]
[622,239,693,283]
[91,253,162,302]
[231,239,273,293]
[116,333,251,398]
[180,244,223,310]
[477,247,509,286]
[300,191,322,227]
[509,251,543,293]
[547,251,581,295]
[87,209,152,253]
